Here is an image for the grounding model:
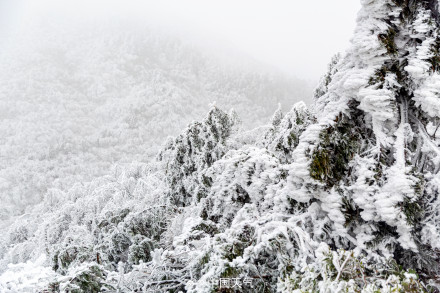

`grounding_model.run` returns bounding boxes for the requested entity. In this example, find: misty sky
[0,0,361,82]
